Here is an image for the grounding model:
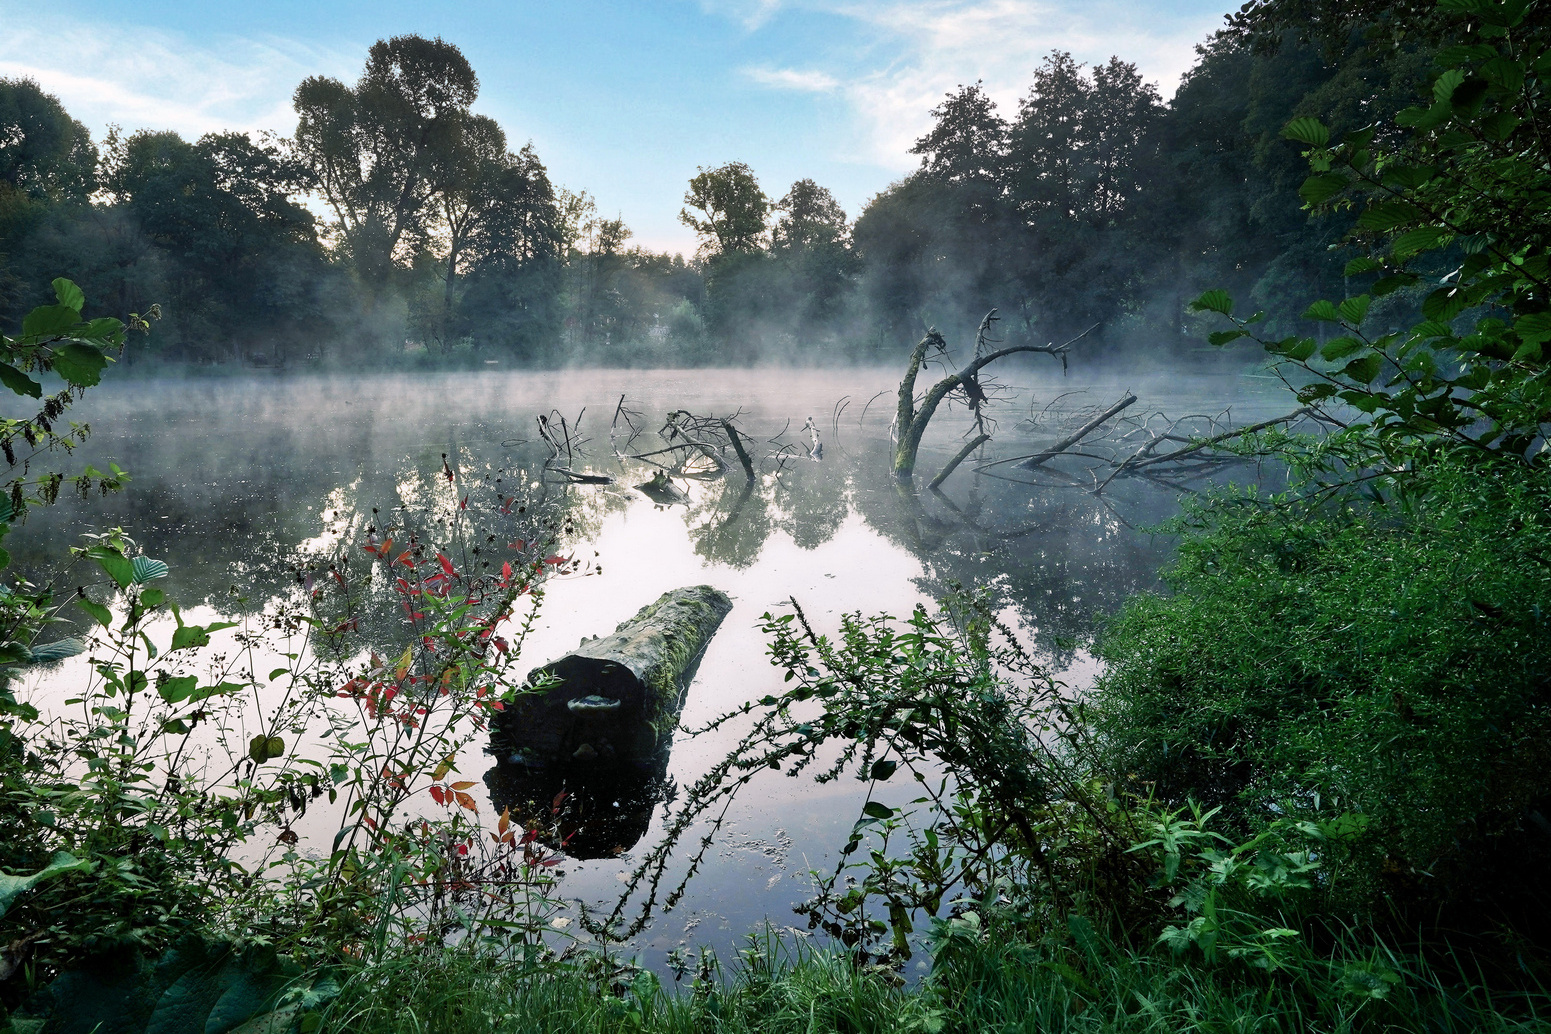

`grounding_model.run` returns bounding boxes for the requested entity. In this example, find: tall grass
[313,924,1551,1033]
